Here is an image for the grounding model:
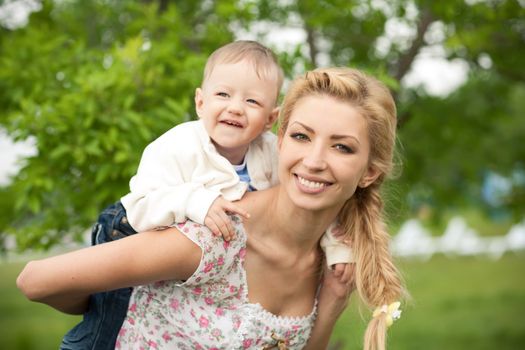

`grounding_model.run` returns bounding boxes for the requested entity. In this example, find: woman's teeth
[298,176,326,189]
